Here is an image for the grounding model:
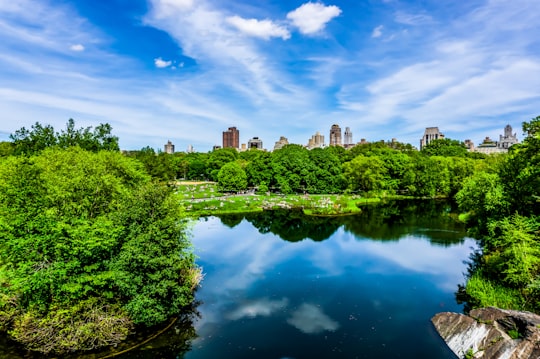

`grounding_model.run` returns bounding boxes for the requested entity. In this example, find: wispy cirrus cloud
[336,0,540,143]
[371,25,383,38]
